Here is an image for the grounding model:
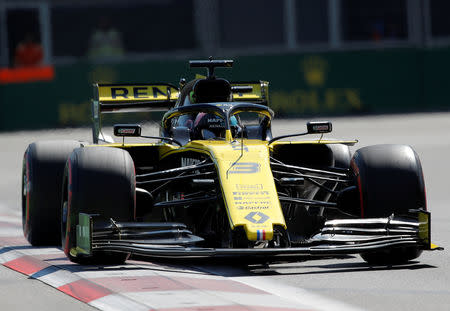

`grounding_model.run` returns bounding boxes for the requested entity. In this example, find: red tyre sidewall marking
[350,160,364,218]
[357,174,364,218]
